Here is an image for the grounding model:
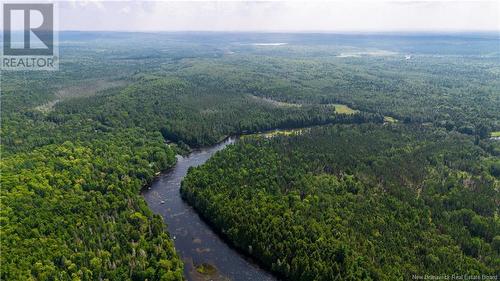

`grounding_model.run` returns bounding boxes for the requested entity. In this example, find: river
[142,137,277,281]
